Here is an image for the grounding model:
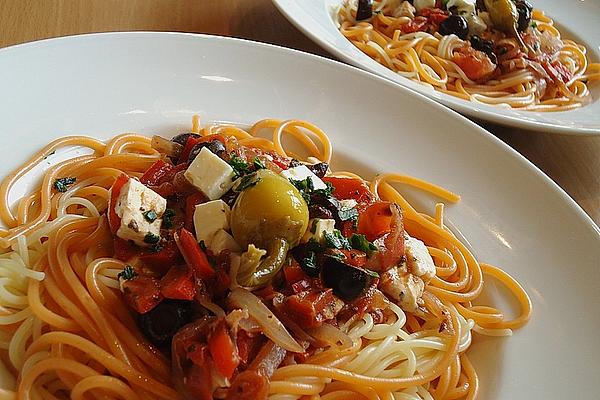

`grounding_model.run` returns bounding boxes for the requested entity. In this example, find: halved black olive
[171,132,201,146]
[515,0,532,32]
[138,299,193,346]
[321,255,377,301]
[356,0,373,21]
[188,139,227,163]
[439,15,469,39]
[306,162,329,178]
[470,35,498,64]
